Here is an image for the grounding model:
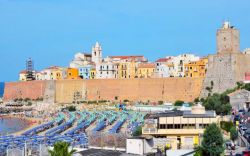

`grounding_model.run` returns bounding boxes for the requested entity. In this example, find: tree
[48,142,76,156]
[194,97,200,103]
[132,126,142,136]
[174,100,184,106]
[201,123,224,156]
[230,127,238,142]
